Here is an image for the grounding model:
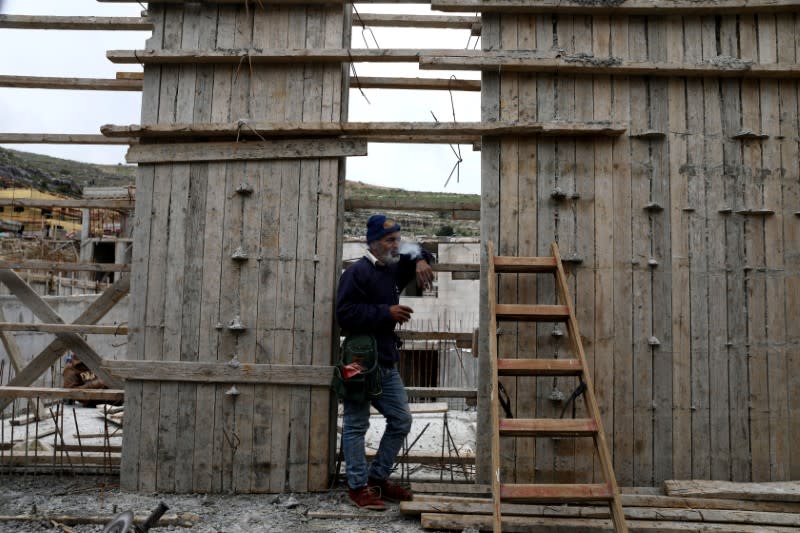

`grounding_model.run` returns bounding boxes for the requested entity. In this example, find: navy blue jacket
[336,250,433,365]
